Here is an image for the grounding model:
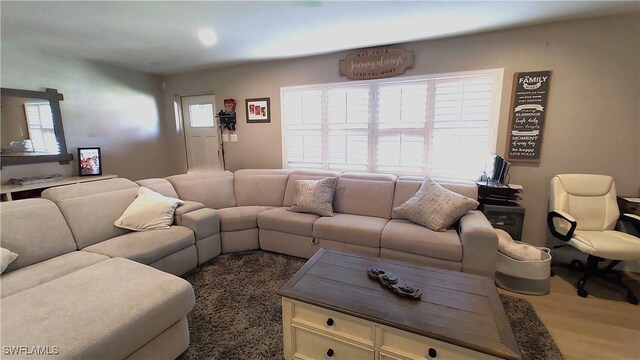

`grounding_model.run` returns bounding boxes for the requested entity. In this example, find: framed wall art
[245,97,270,123]
[78,147,102,176]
